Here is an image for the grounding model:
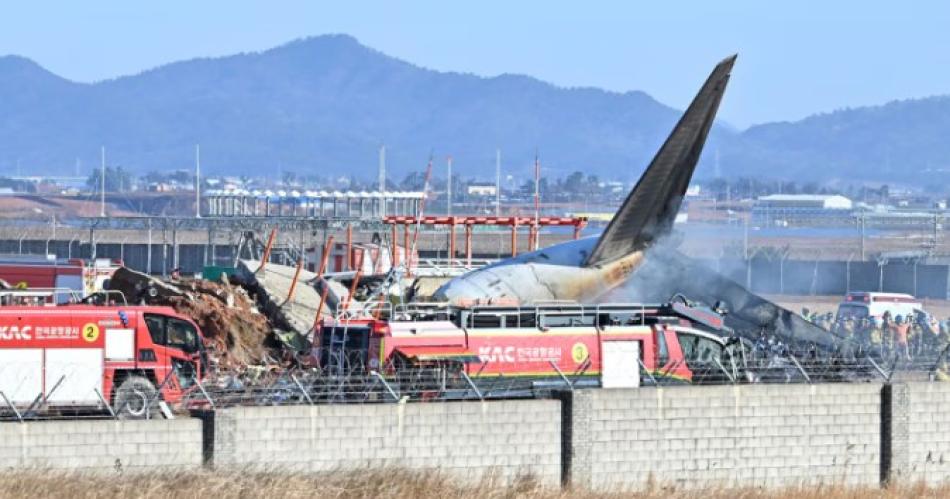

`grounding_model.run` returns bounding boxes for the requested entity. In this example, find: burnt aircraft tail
[585,55,736,267]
